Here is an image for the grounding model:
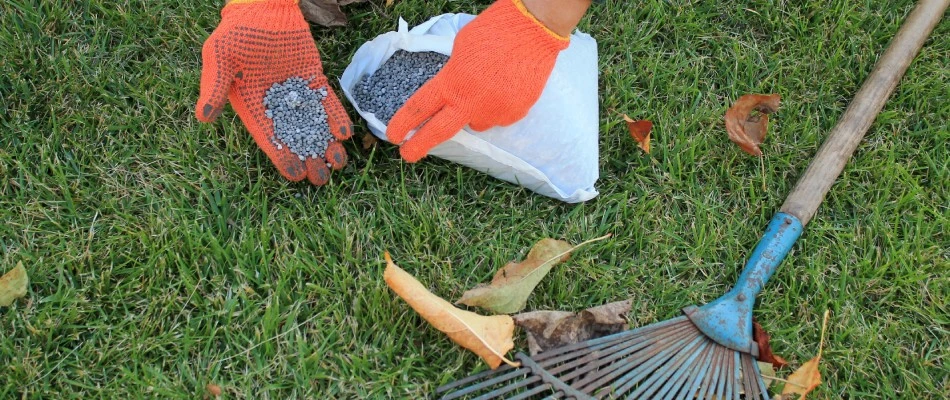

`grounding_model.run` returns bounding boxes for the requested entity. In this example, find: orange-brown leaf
[781,310,830,399]
[362,133,379,150]
[206,383,222,397]
[725,94,781,156]
[782,355,821,399]
[753,320,789,368]
[383,253,517,369]
[623,115,652,154]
